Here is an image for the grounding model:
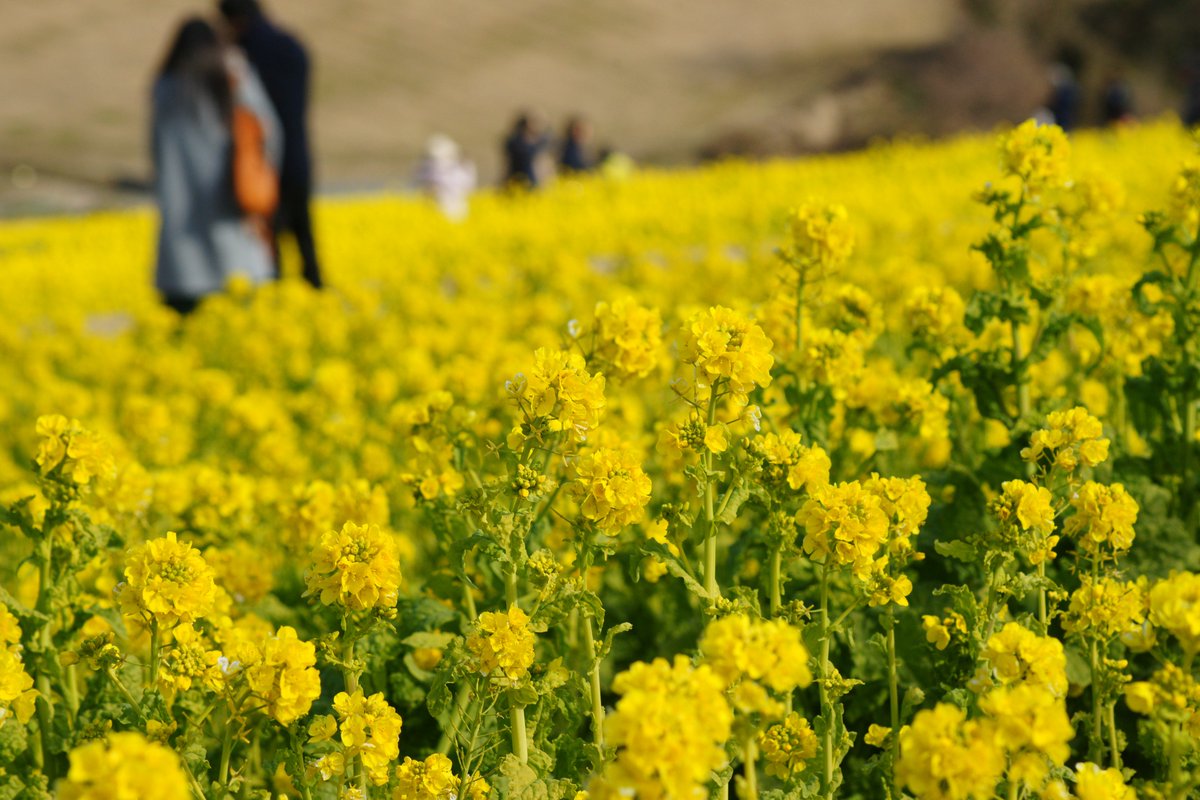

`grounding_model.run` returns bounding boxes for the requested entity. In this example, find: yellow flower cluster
[662,411,728,455]
[757,712,818,779]
[981,622,1068,697]
[391,753,460,800]
[466,605,536,683]
[510,348,606,442]
[896,703,1005,800]
[1000,118,1071,193]
[1148,571,1200,655]
[978,683,1074,788]
[922,610,968,651]
[58,731,191,800]
[747,429,830,492]
[698,614,812,714]
[34,414,114,486]
[680,306,774,396]
[1020,407,1110,472]
[1071,762,1136,800]
[1062,482,1138,555]
[159,623,223,694]
[243,625,323,725]
[904,286,970,356]
[571,446,652,535]
[1124,661,1200,719]
[798,480,888,578]
[119,531,217,626]
[0,604,36,728]
[305,521,402,611]
[332,689,403,785]
[1061,577,1146,640]
[989,480,1057,563]
[598,656,732,800]
[591,298,663,380]
[786,200,855,271]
